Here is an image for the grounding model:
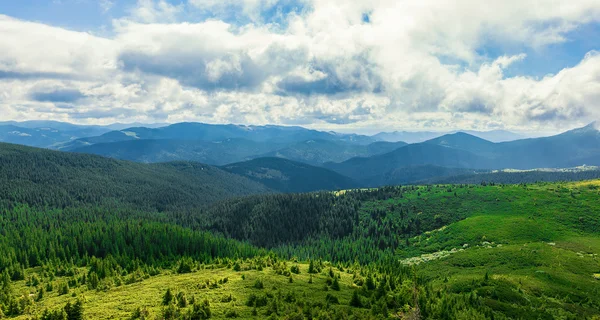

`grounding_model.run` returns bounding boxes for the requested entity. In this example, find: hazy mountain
[58,122,376,151]
[423,132,498,157]
[70,138,283,165]
[425,123,600,169]
[222,157,358,193]
[325,143,489,182]
[372,129,526,144]
[372,131,446,143]
[260,140,407,165]
[368,165,482,186]
[0,124,111,148]
[328,123,600,186]
[105,122,170,130]
[462,129,525,142]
